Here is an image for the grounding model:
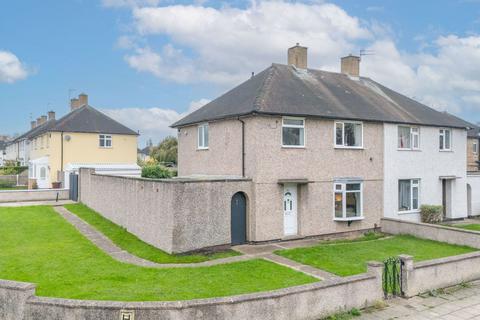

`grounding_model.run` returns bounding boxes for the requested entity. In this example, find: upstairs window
[474,141,478,154]
[398,126,419,150]
[399,179,420,212]
[282,117,305,147]
[197,123,209,149]
[99,134,112,148]
[334,182,363,220]
[439,129,451,151]
[335,121,363,148]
